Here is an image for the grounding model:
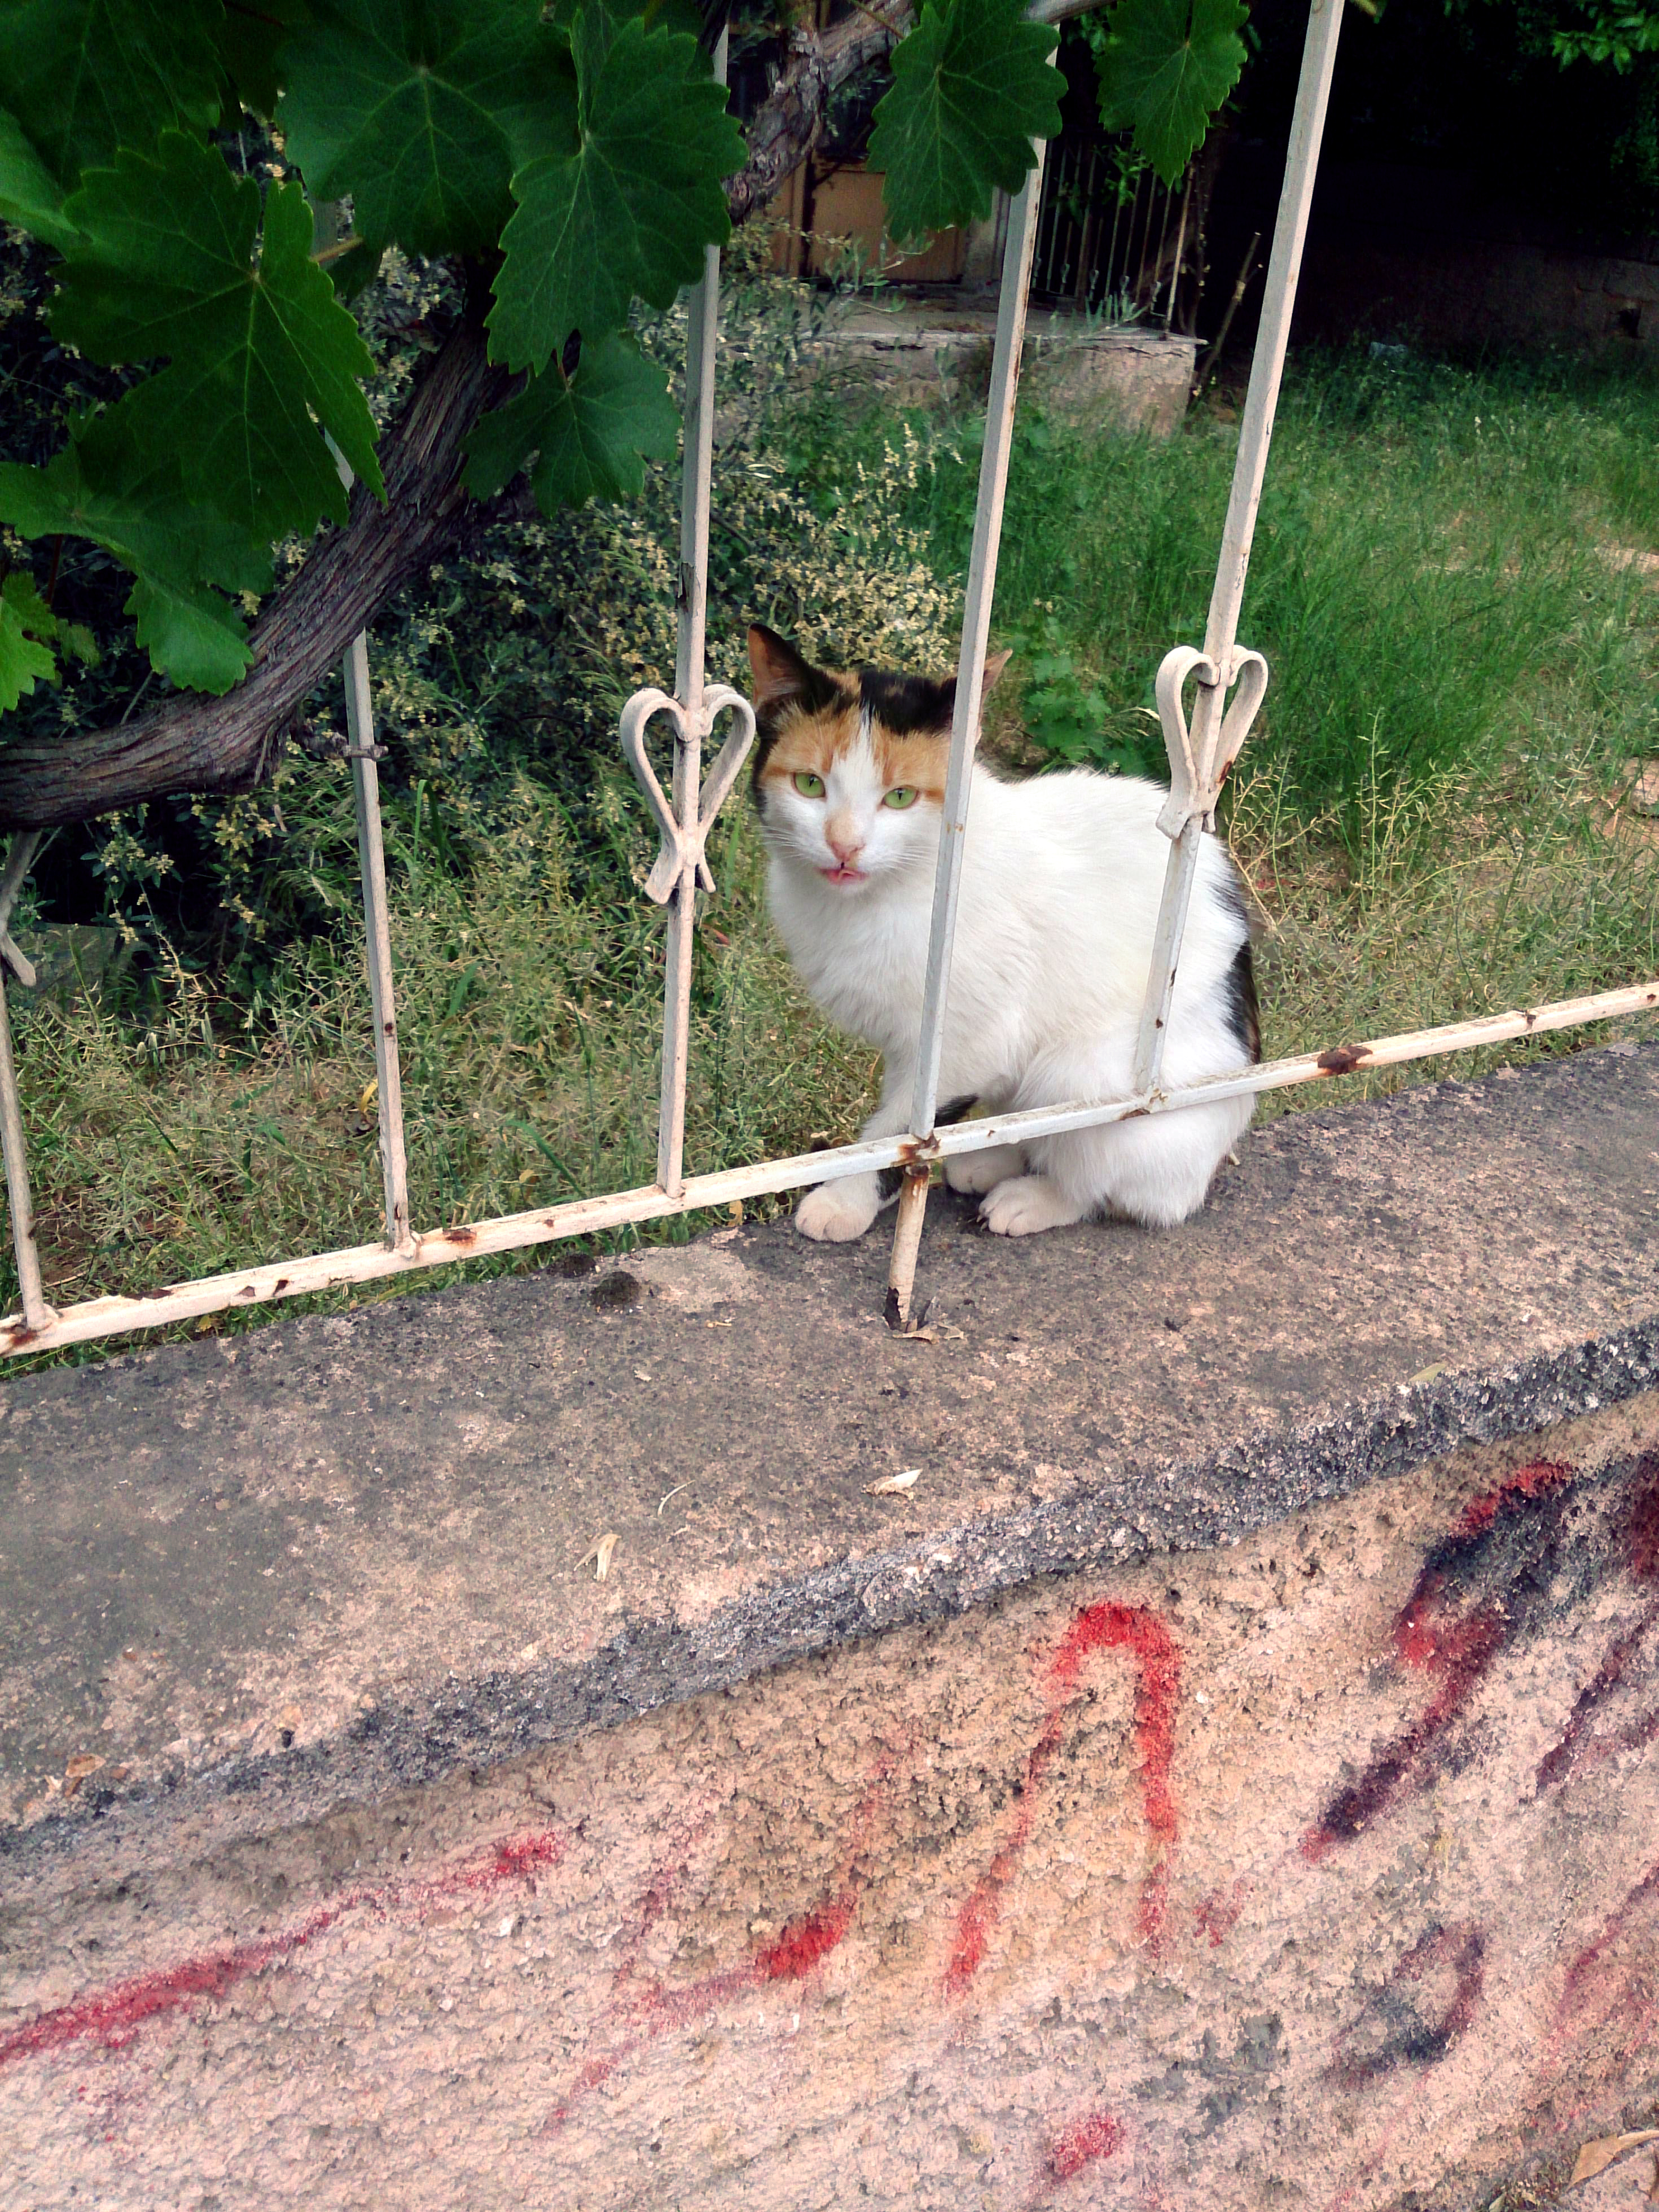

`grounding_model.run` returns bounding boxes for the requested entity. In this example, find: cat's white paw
[945,1142,1025,1196]
[795,1175,880,1242]
[980,1174,1089,1237]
